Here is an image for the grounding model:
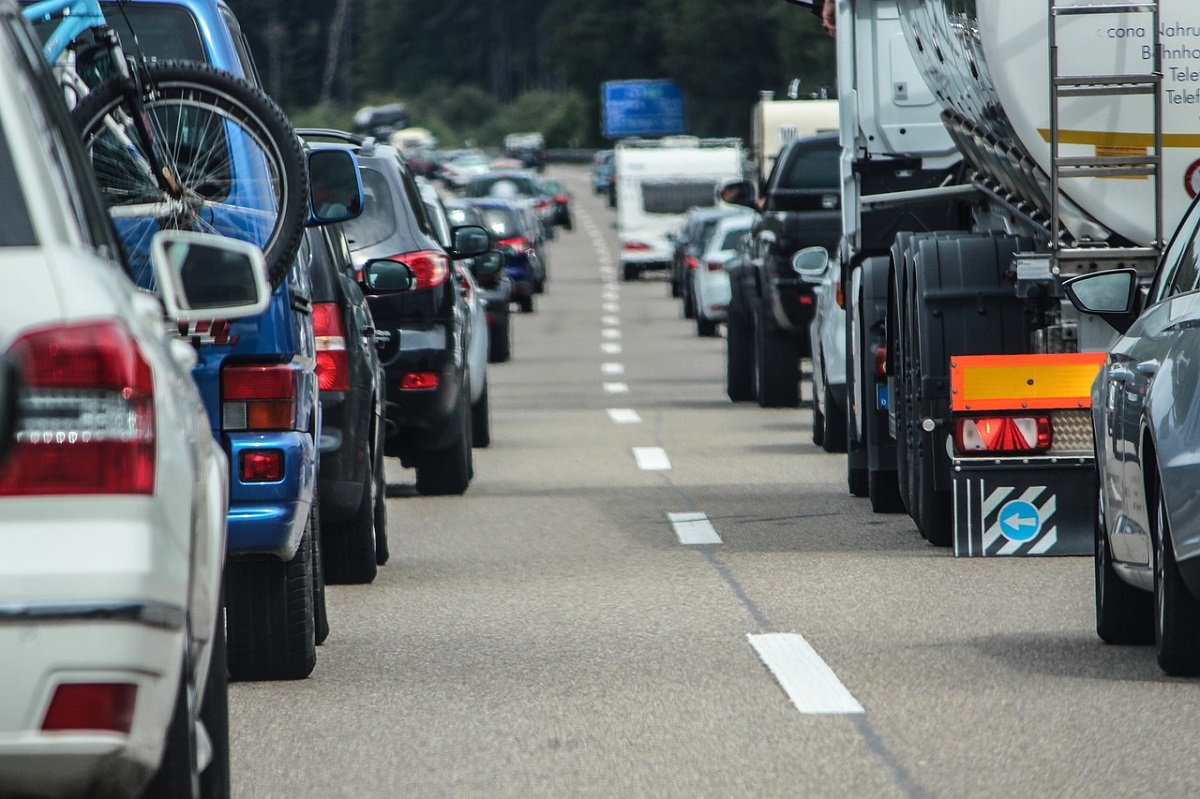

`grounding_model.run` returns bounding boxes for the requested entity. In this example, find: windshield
[779,144,840,190]
[477,207,519,239]
[342,167,397,250]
